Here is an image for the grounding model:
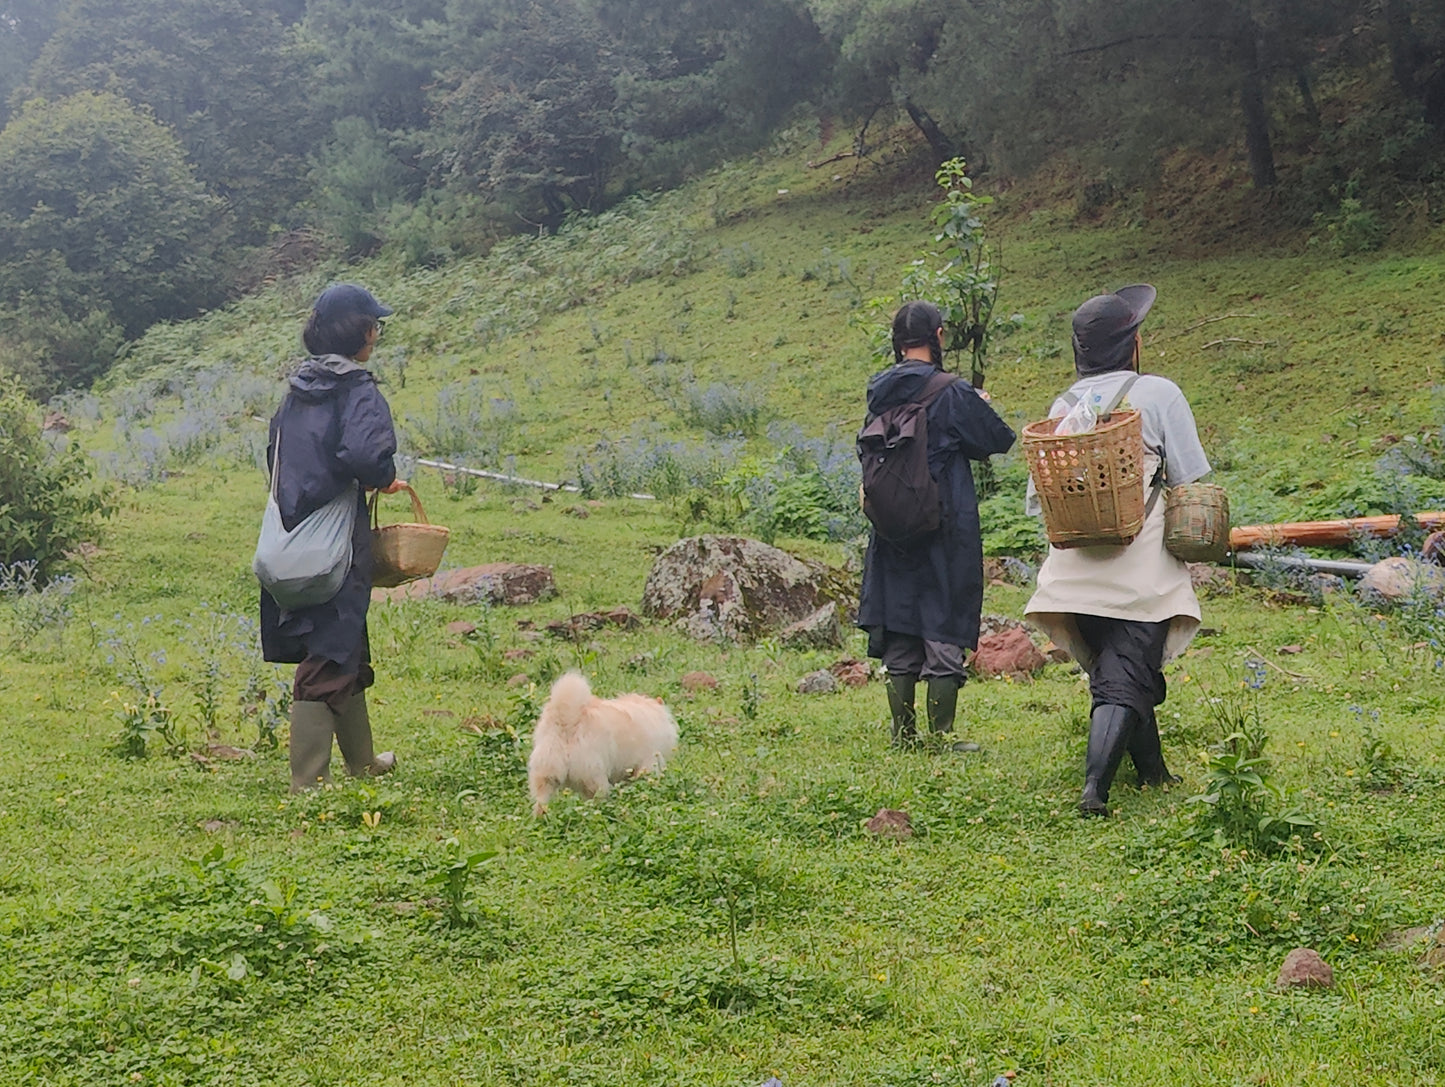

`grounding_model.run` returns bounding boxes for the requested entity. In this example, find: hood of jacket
[866,360,947,416]
[288,354,372,402]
